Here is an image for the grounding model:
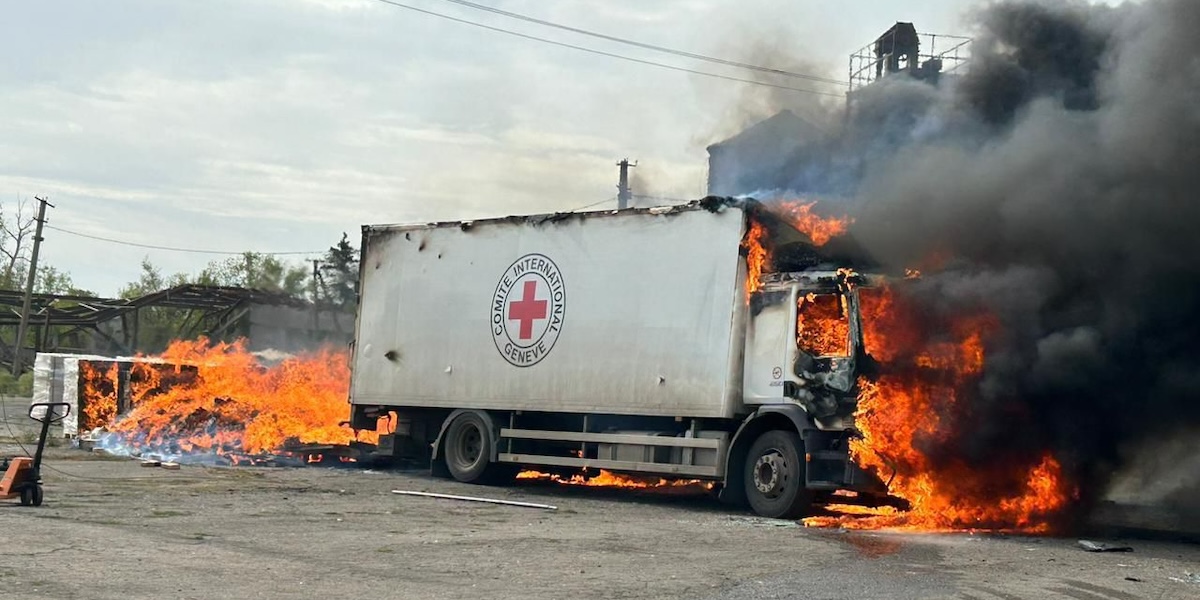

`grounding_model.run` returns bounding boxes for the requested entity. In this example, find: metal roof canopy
[0,284,312,372]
